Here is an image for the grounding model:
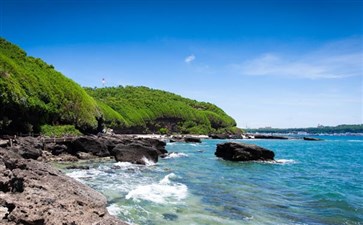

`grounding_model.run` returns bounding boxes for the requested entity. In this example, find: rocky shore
[0,134,171,225]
